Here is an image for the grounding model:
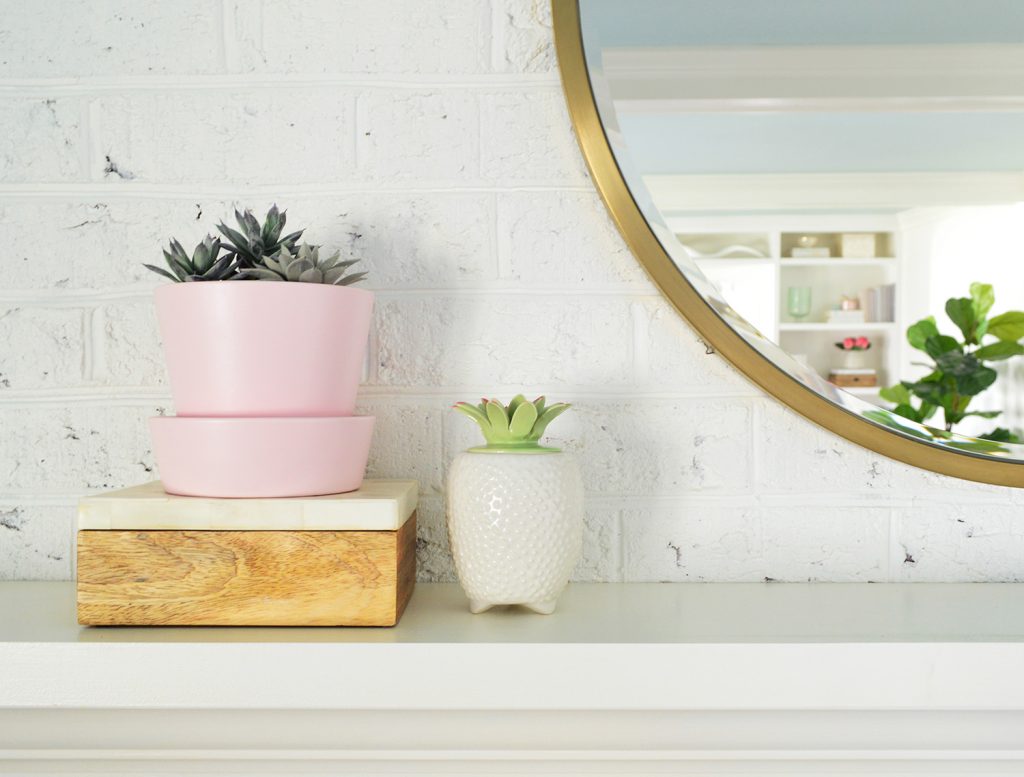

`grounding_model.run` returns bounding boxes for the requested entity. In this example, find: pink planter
[155,282,374,417]
[151,281,376,498]
[151,416,375,498]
